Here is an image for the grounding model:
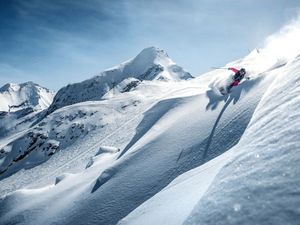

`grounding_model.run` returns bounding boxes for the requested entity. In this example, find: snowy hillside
[0,82,54,112]
[1,20,300,225]
[47,47,193,114]
[0,47,193,183]
[183,52,300,225]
